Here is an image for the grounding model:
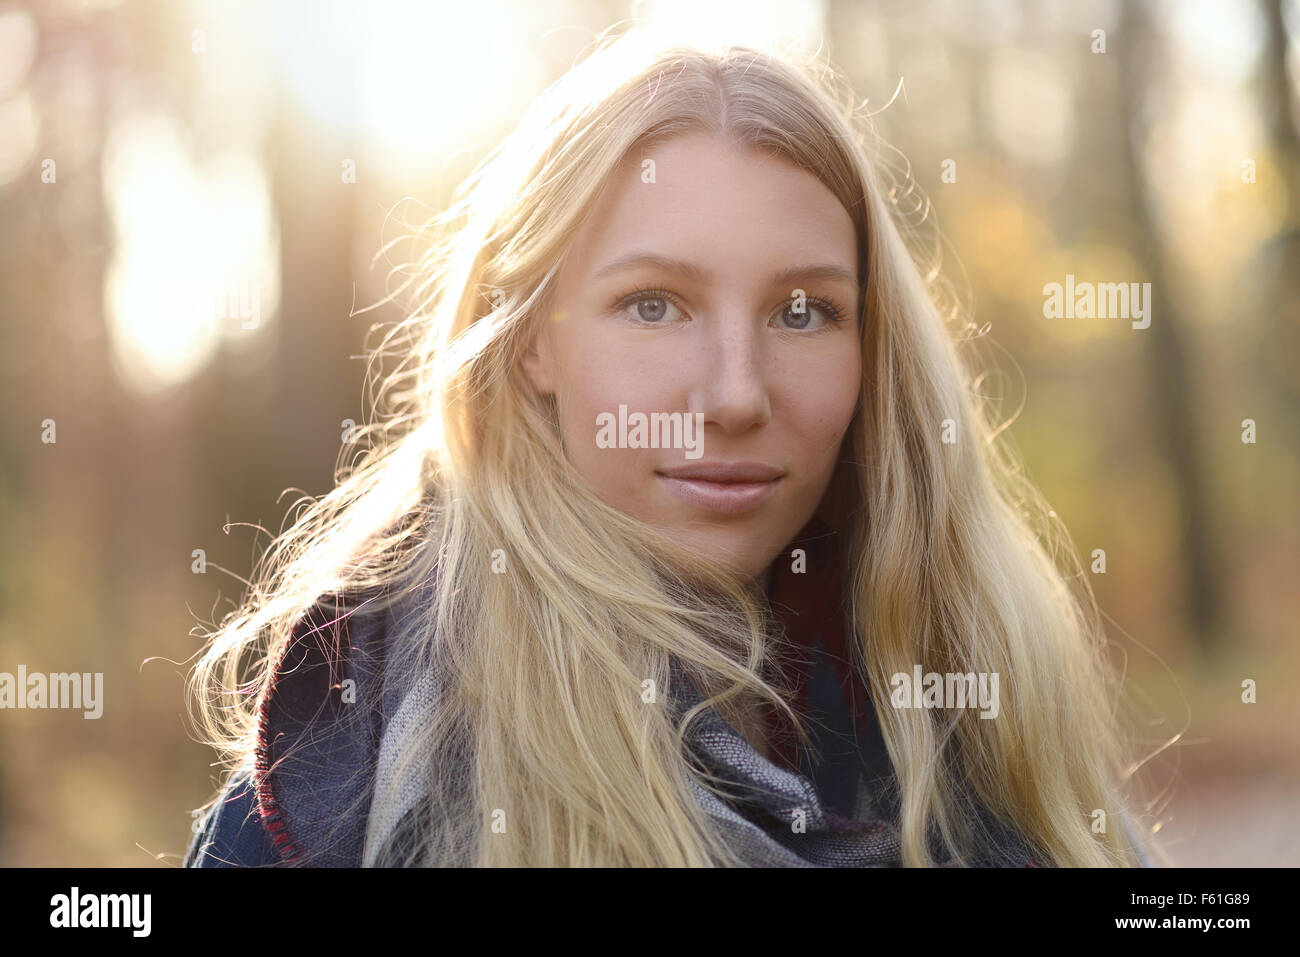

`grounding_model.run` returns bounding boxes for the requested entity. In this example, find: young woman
[184,29,1156,868]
